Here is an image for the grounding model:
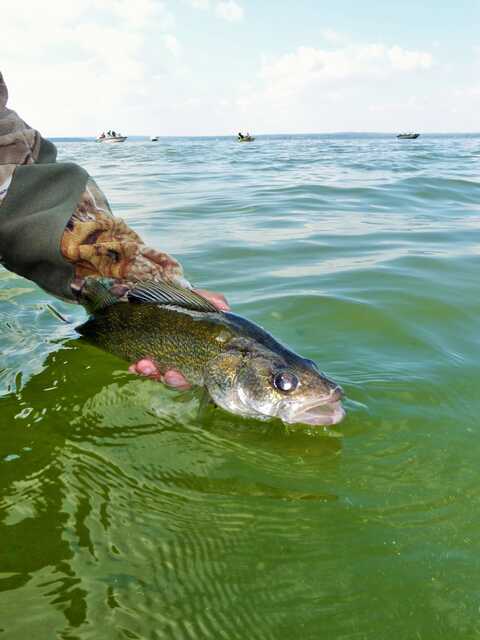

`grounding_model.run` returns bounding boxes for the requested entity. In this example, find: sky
[2,0,480,136]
